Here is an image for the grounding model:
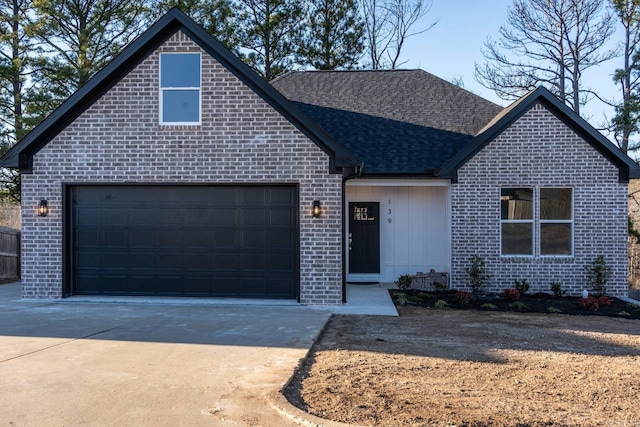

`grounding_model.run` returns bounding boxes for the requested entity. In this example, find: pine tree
[236,0,305,80]
[611,0,640,154]
[298,0,364,70]
[150,0,238,51]
[29,0,148,101]
[0,0,42,201]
